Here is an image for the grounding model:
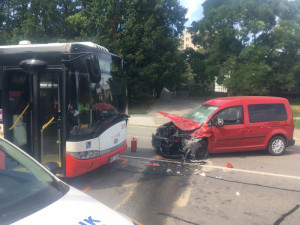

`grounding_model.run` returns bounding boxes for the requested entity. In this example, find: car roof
[203,96,288,108]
